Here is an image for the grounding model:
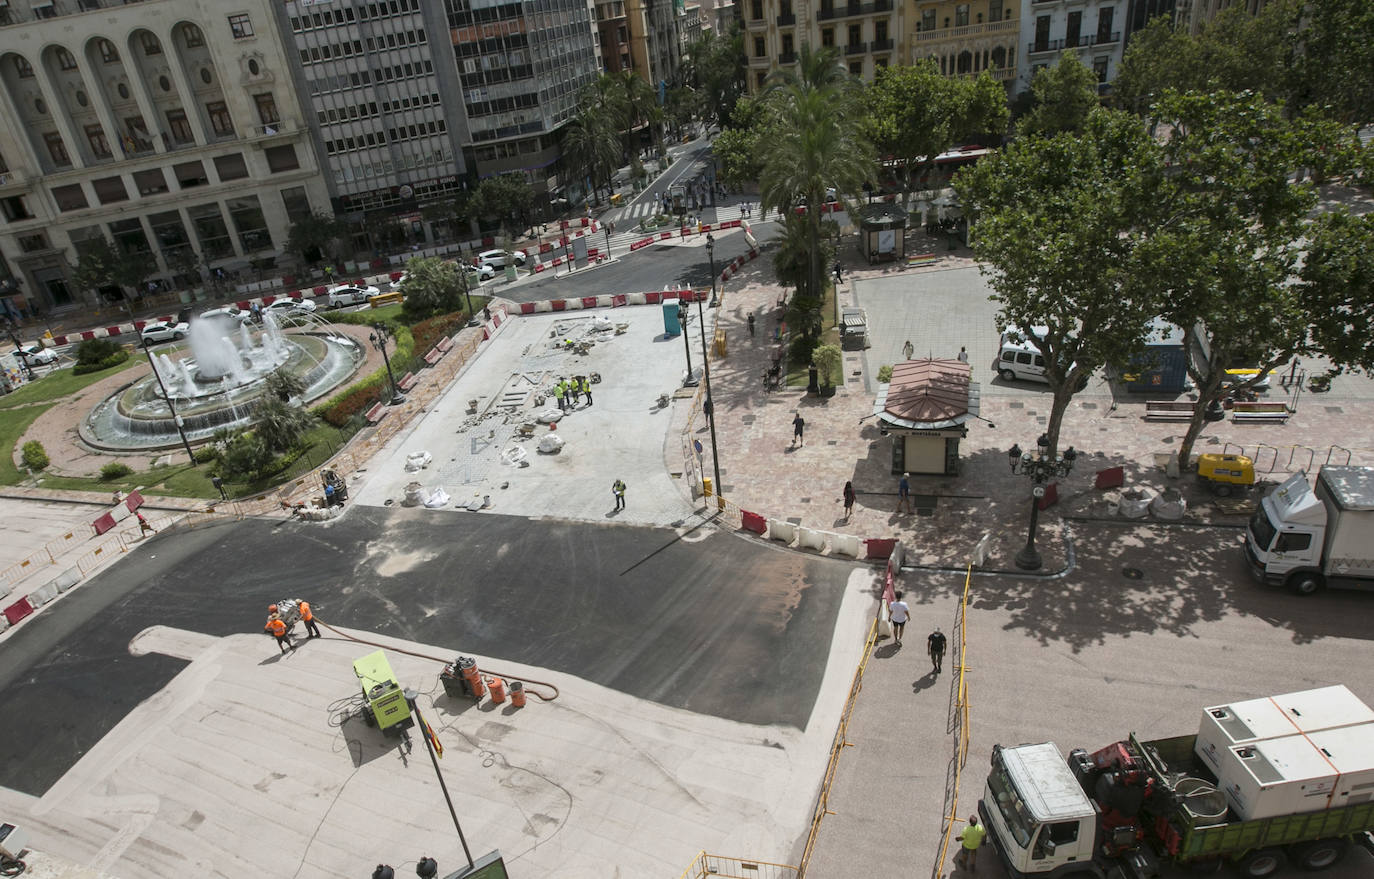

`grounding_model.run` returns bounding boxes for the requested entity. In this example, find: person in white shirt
[888,591,910,646]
